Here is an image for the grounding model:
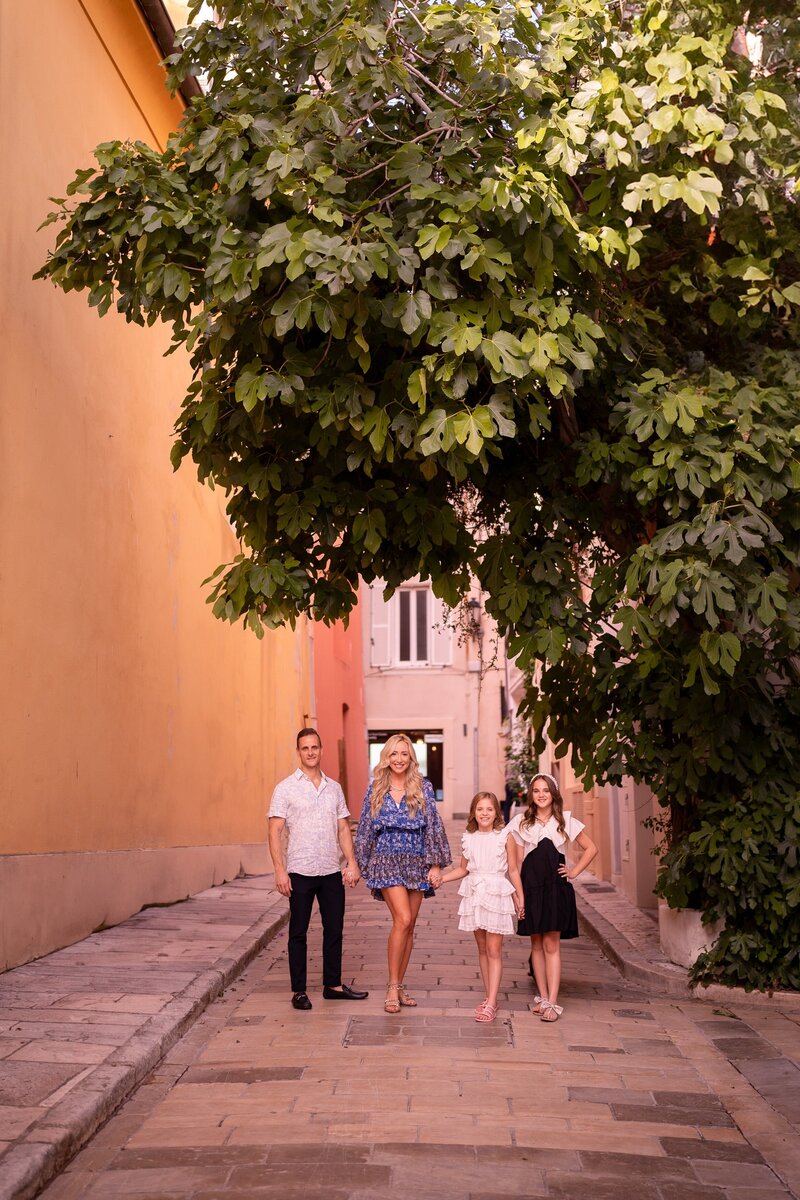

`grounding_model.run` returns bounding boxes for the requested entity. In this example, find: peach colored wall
[312,610,369,816]
[0,0,312,967]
